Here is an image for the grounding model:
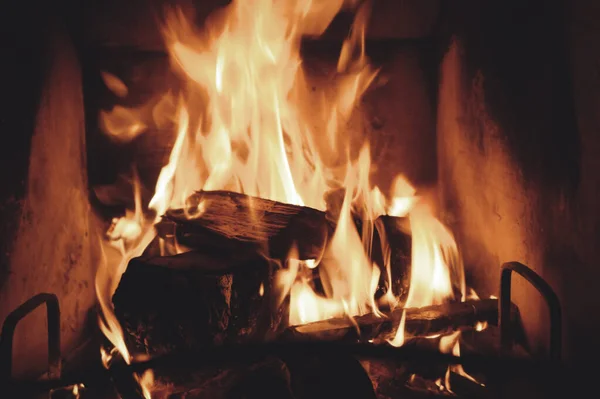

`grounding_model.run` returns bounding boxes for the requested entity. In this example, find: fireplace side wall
[0,10,96,378]
[437,0,599,364]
